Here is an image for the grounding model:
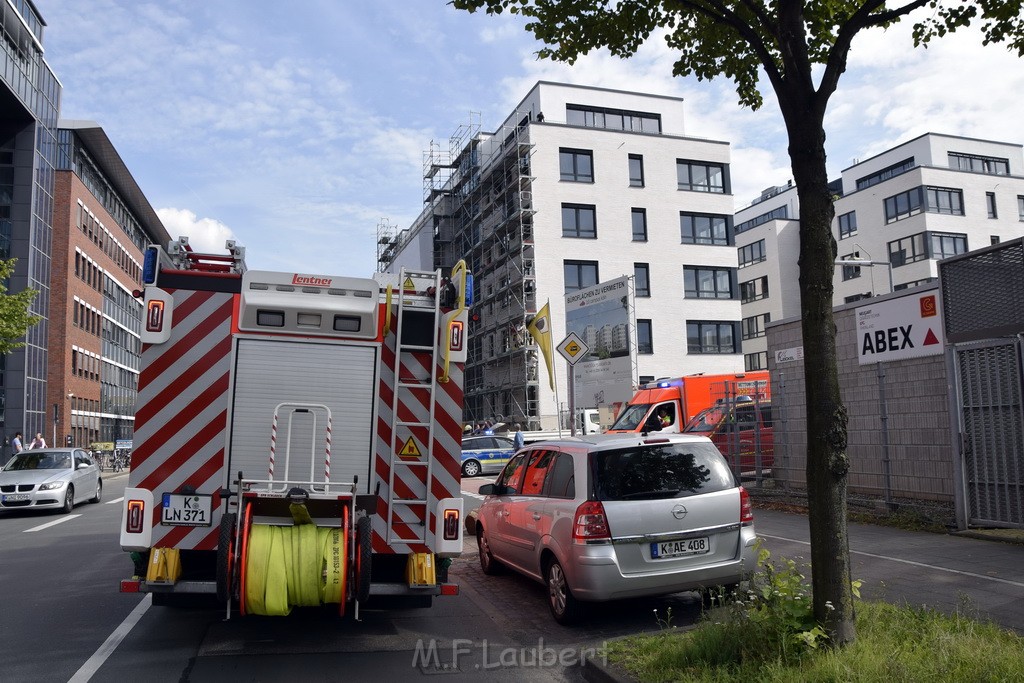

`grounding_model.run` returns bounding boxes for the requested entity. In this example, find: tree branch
[818,0,930,106]
[668,0,785,91]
